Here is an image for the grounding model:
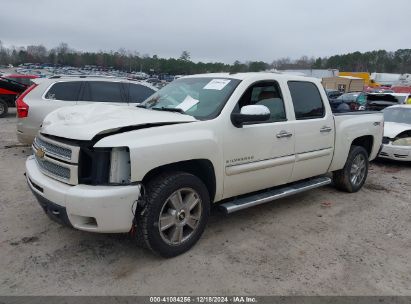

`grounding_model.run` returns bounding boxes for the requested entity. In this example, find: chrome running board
[220,176,332,214]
